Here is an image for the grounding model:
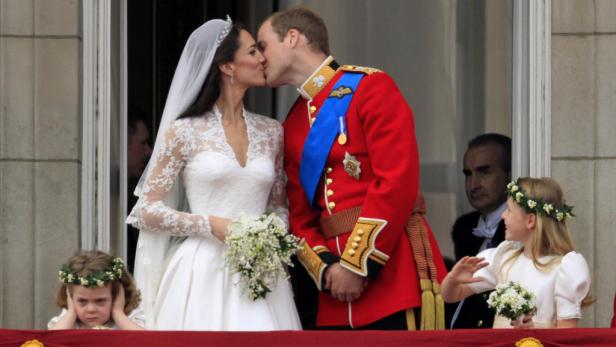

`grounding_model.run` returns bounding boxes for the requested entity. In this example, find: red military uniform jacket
[284,57,447,328]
